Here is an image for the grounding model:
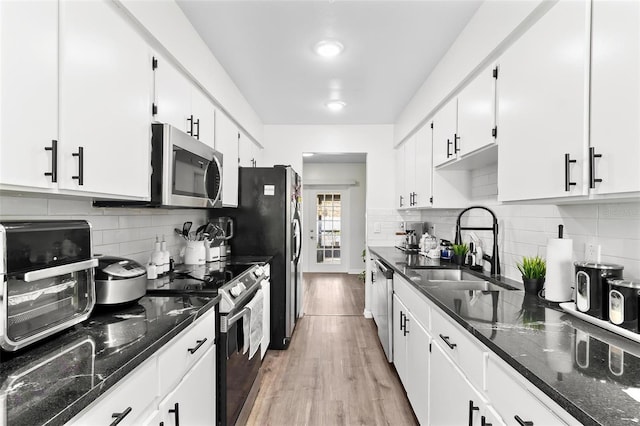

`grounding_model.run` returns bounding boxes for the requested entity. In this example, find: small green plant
[358,248,366,282]
[452,243,469,257]
[516,256,546,279]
